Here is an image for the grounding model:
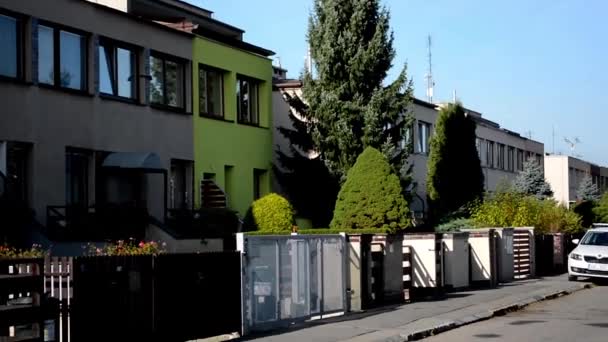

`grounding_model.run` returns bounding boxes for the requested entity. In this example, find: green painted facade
[193,37,273,216]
